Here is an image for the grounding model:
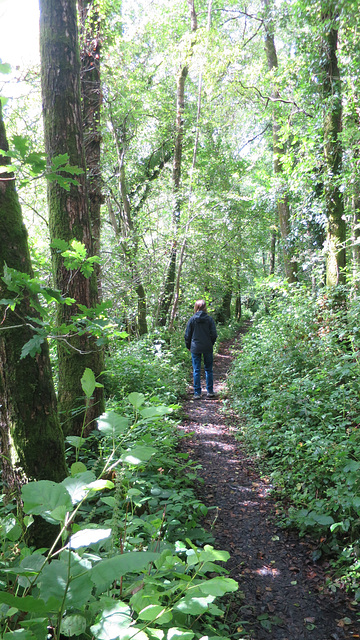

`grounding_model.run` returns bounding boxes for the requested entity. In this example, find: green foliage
[105,332,188,405]
[0,394,237,640]
[227,282,360,592]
